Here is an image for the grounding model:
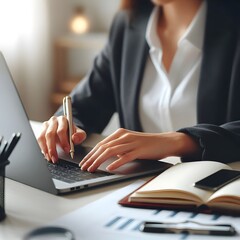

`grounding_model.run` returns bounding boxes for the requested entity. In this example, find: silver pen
[63,96,74,159]
[140,221,236,236]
